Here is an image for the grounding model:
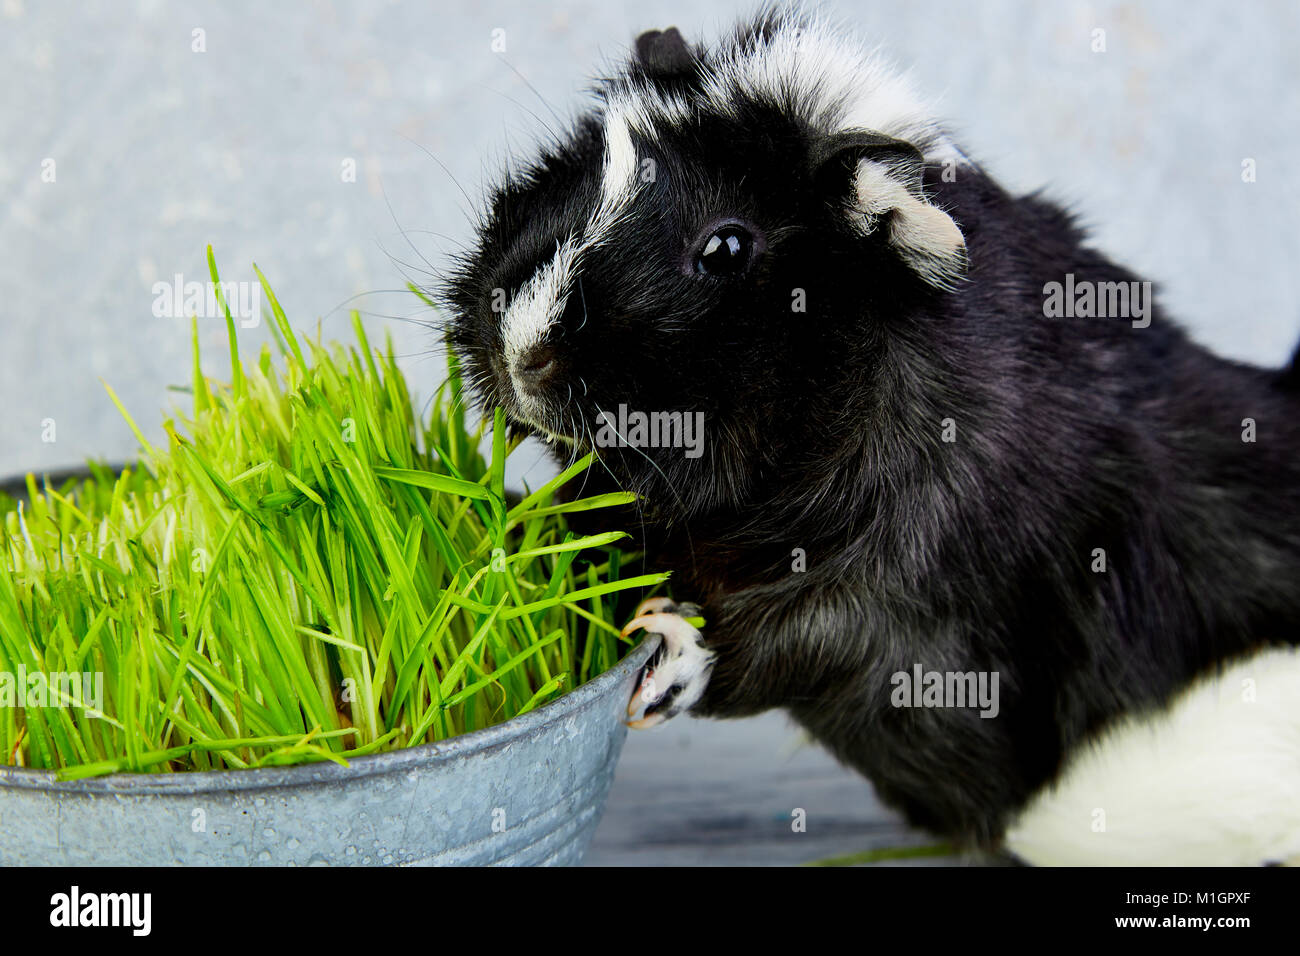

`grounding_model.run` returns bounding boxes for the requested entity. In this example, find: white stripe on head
[501,104,644,370]
[501,238,577,368]
[592,105,640,235]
